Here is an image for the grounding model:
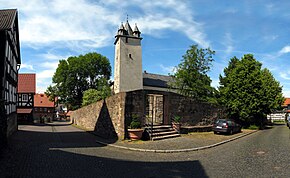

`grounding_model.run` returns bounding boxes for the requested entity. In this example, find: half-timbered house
[0,9,21,147]
[17,73,36,123]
